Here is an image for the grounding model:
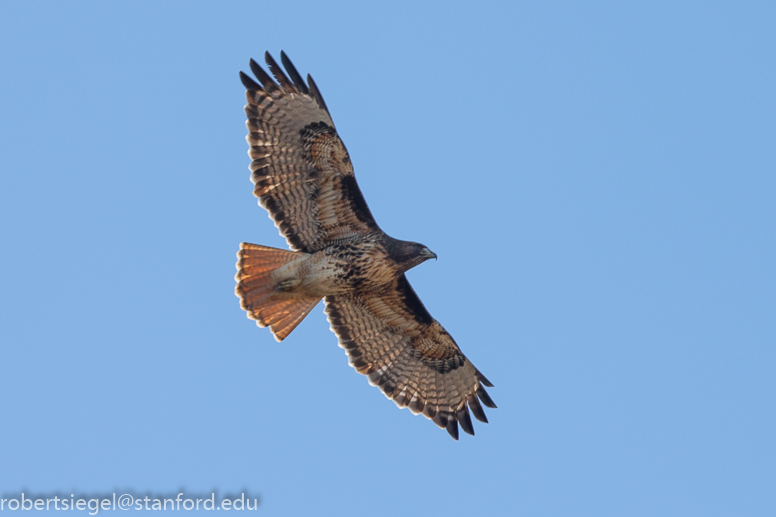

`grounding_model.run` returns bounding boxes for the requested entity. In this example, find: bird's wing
[324,275,496,439]
[240,52,380,253]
